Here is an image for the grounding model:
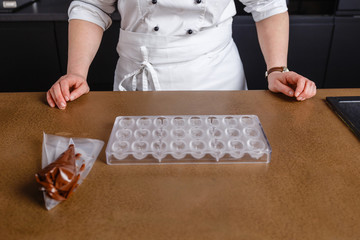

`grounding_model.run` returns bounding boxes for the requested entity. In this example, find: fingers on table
[59,78,71,102]
[282,72,316,101]
[69,82,90,102]
[273,81,295,97]
[48,81,67,109]
[46,75,90,109]
[294,77,317,101]
[46,91,56,108]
